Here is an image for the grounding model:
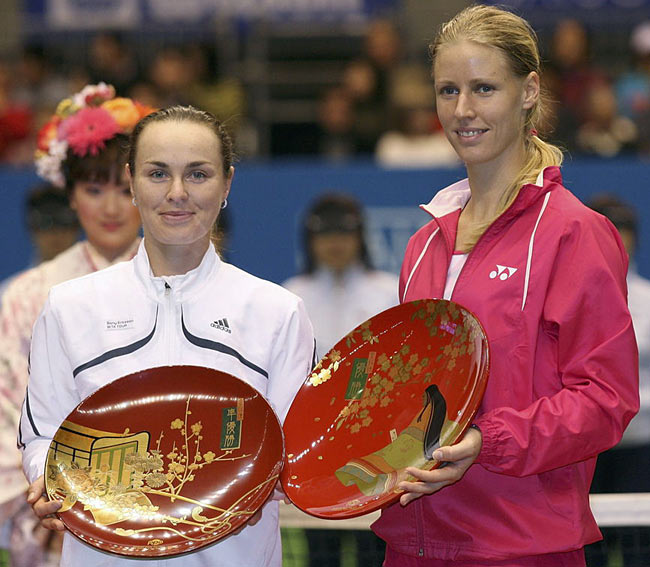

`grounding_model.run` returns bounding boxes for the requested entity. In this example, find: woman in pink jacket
[371,5,639,567]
